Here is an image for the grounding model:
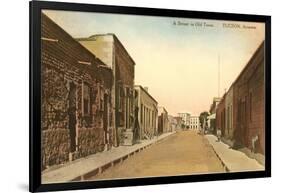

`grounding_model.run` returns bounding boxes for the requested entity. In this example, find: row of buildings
[208,41,265,155]
[178,112,200,130]
[41,13,180,170]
